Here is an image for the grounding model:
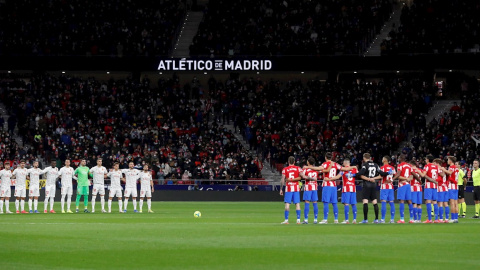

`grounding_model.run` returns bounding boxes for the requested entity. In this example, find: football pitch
[0,201,478,270]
